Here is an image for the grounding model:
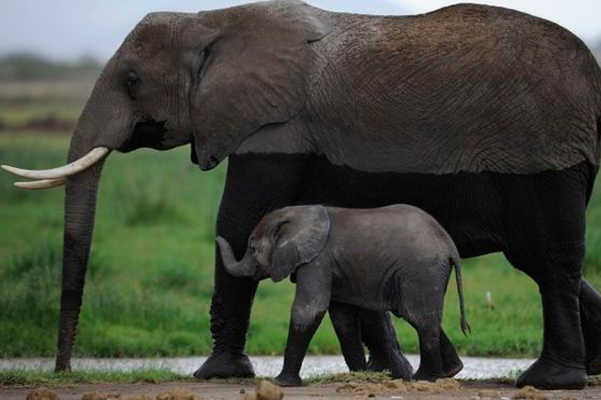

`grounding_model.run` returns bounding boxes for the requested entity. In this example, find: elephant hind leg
[580,279,601,375]
[499,161,592,389]
[359,308,413,380]
[440,328,463,378]
[505,244,587,390]
[412,324,444,381]
[329,302,367,371]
